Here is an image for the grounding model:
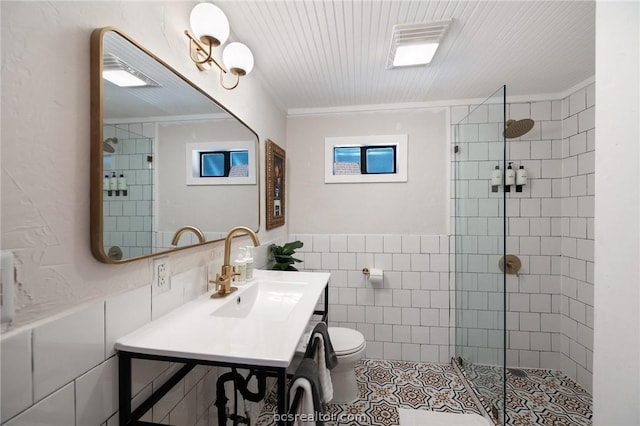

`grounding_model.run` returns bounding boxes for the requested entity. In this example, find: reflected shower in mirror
[91,27,259,263]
